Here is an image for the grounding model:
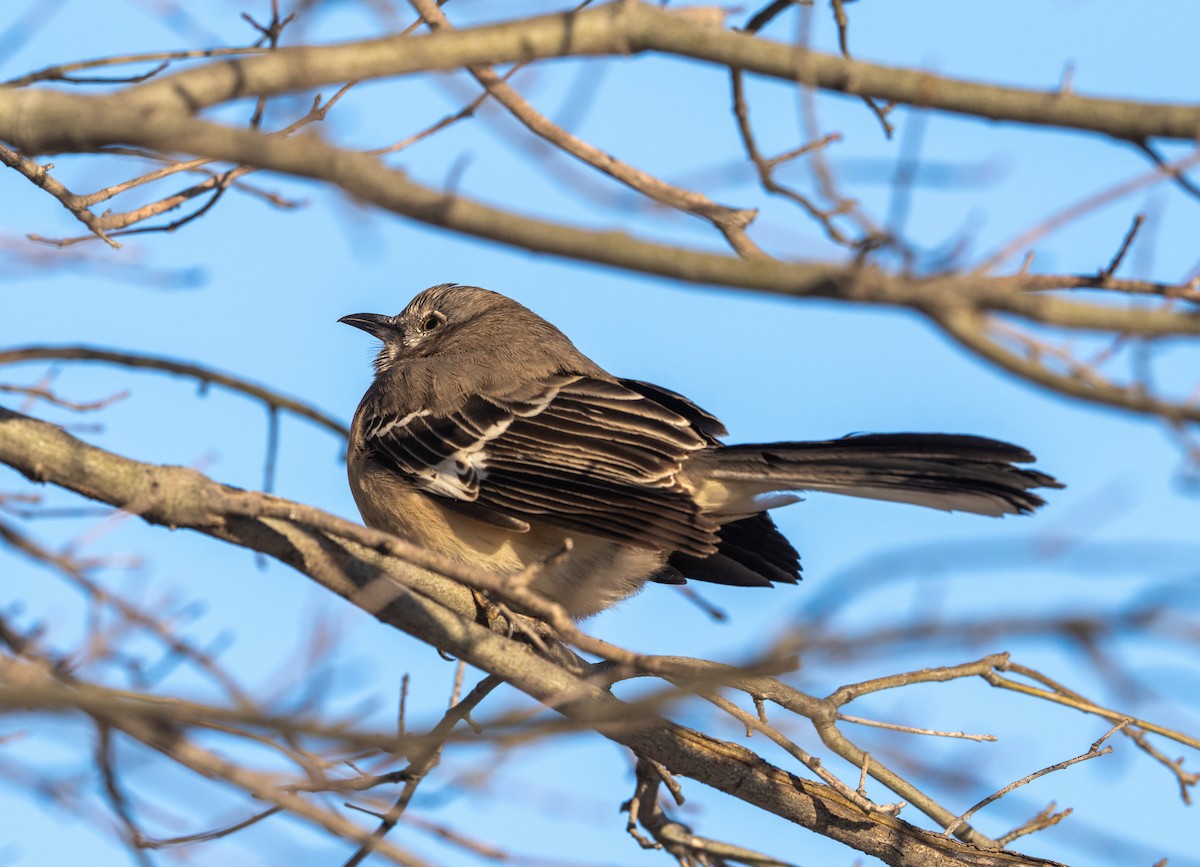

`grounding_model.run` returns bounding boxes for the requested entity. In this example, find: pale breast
[347,454,666,618]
